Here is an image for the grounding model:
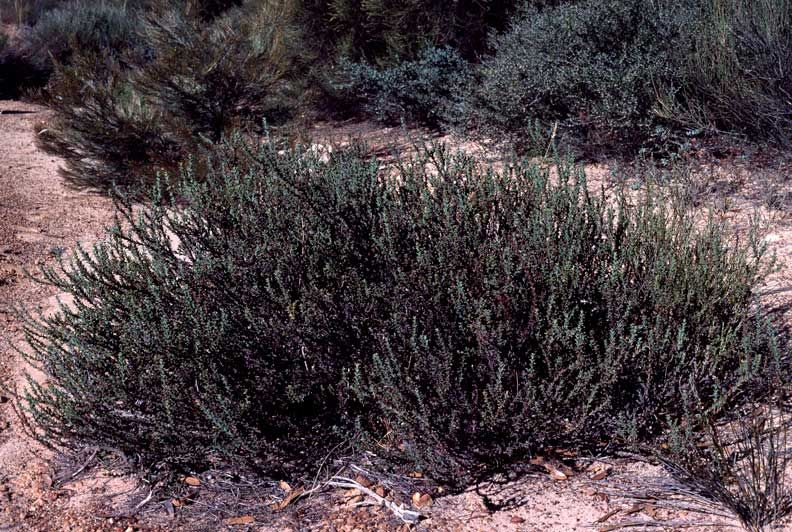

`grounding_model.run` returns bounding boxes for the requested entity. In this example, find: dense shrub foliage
[21,138,784,484]
[38,0,306,190]
[0,31,48,98]
[0,0,237,25]
[12,0,790,163]
[19,1,144,73]
[454,0,792,151]
[300,0,519,63]
[3,0,792,154]
[338,46,471,126]
[669,0,792,143]
[38,52,183,191]
[0,0,64,25]
[461,0,692,154]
